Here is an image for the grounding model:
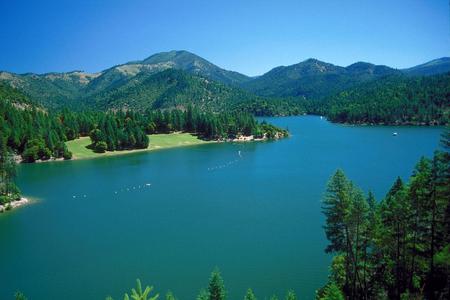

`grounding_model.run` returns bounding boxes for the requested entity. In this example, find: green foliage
[196,289,209,300]
[123,279,159,300]
[402,57,450,76]
[328,255,346,289]
[14,291,27,300]
[321,150,450,299]
[244,288,256,300]
[85,69,263,113]
[441,127,450,149]
[0,71,90,110]
[0,86,78,161]
[317,283,344,300]
[322,73,450,125]
[94,141,108,153]
[165,291,176,300]
[2,54,449,124]
[0,134,20,203]
[141,50,251,86]
[0,84,286,162]
[113,272,298,300]
[284,290,297,300]
[208,268,226,300]
[242,59,400,99]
